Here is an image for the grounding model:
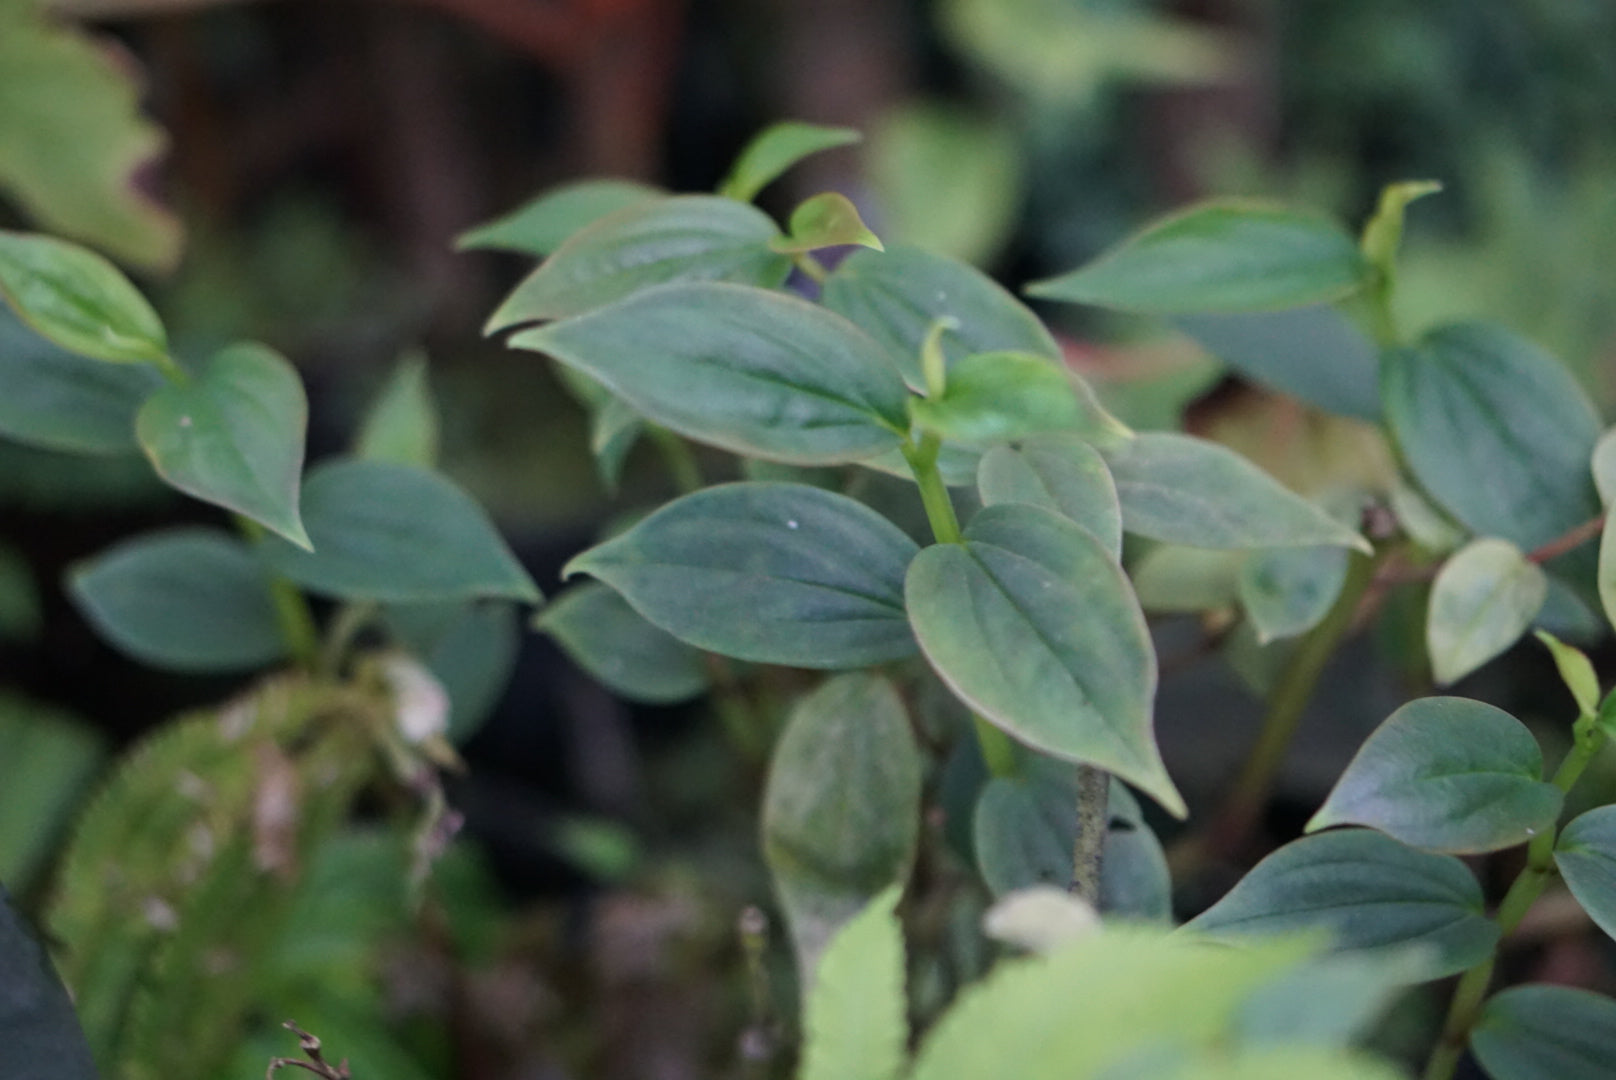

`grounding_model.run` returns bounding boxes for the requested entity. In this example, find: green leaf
[1536,630,1601,717]
[486,195,791,329]
[1103,432,1369,552]
[905,503,1184,816]
[0,544,39,643]
[977,435,1122,560]
[0,695,106,895]
[536,582,709,705]
[1306,697,1562,855]
[136,342,311,547]
[1554,807,1616,943]
[513,282,910,465]
[1426,538,1548,685]
[822,244,1060,392]
[356,350,439,468]
[417,601,519,744]
[1174,306,1379,420]
[718,121,861,203]
[763,674,921,986]
[1151,1047,1407,1080]
[1238,545,1350,644]
[1185,829,1498,977]
[0,6,180,269]
[1359,180,1442,277]
[68,526,289,672]
[1381,322,1601,550]
[0,230,168,365]
[1592,428,1616,507]
[259,458,539,603]
[1599,516,1616,636]
[1027,202,1370,315]
[1231,948,1434,1051]
[0,885,99,1080]
[1131,544,1244,614]
[565,482,918,668]
[910,351,1127,448]
[454,178,661,256]
[1471,985,1616,1080]
[0,303,163,454]
[772,192,883,254]
[798,886,907,1080]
